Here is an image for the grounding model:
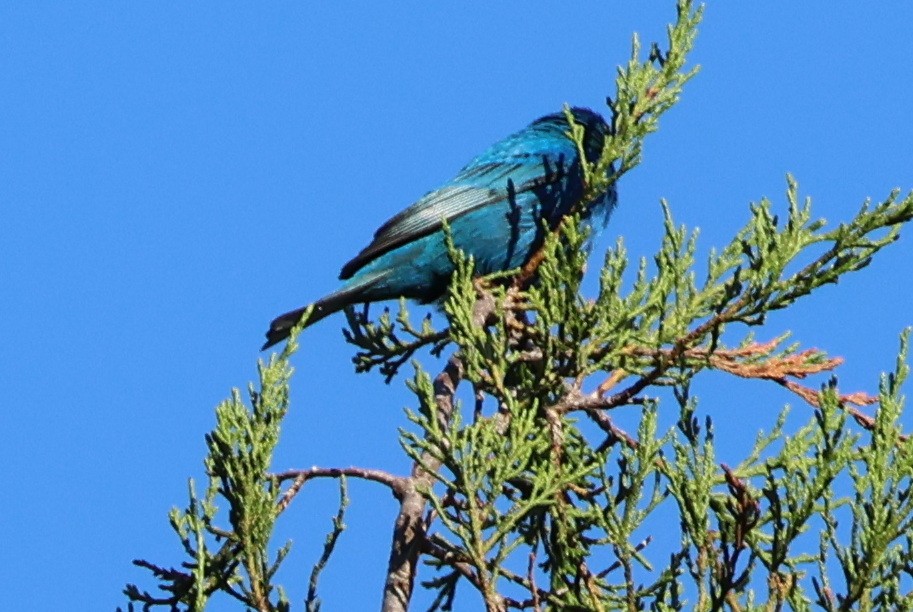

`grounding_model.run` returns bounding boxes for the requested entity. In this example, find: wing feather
[339,145,576,280]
